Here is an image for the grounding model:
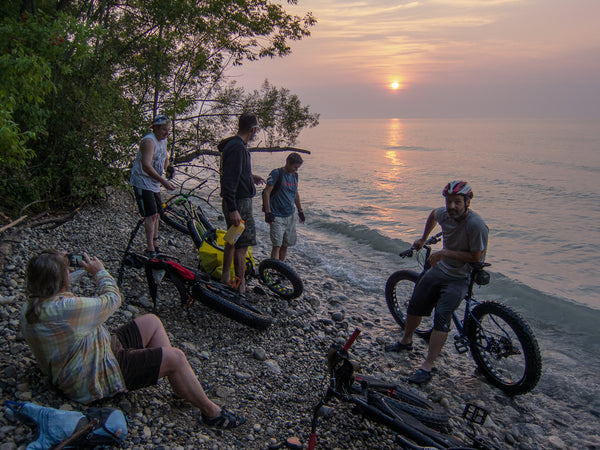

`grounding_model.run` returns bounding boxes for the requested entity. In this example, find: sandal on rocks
[202,408,246,429]
[385,341,413,352]
[408,368,432,385]
[153,237,161,254]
